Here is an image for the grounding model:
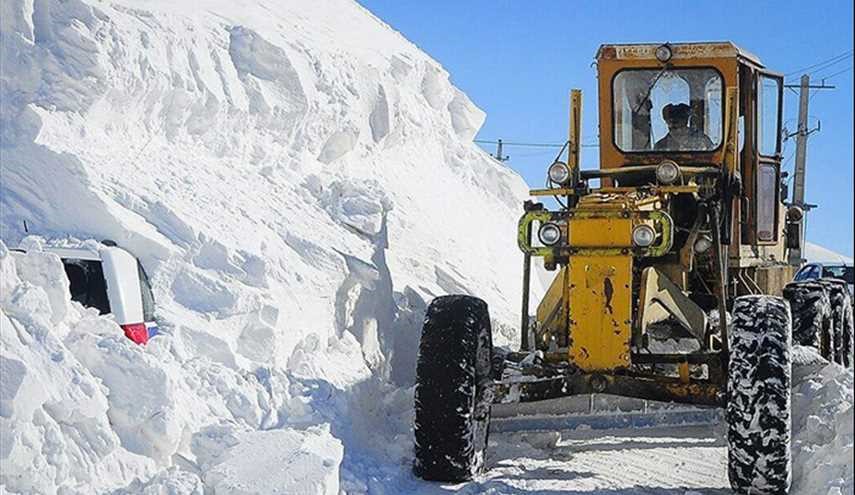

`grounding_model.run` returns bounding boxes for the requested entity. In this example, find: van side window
[137,262,156,322]
[63,259,111,314]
